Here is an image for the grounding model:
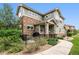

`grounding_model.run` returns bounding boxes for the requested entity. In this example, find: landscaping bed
[15,44,52,55]
[0,29,24,54]
[16,37,59,55]
[0,29,59,55]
